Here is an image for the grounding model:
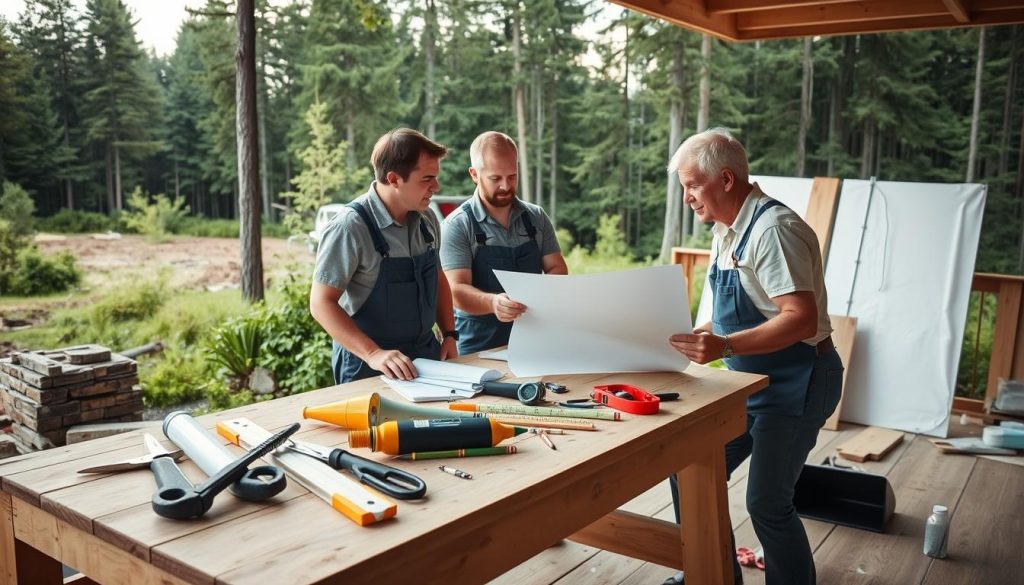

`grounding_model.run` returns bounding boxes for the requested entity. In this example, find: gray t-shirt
[440,193,560,272]
[313,183,441,316]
